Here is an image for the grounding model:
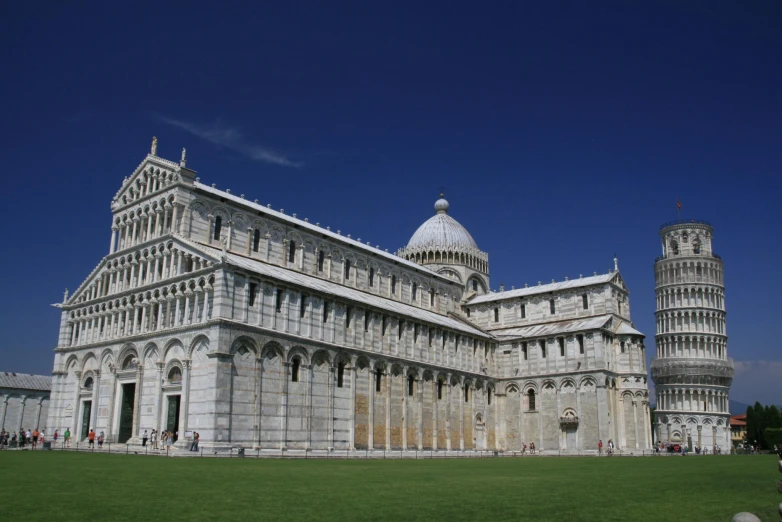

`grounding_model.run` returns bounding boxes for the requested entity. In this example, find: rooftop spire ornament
[151,136,158,156]
[180,147,187,167]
